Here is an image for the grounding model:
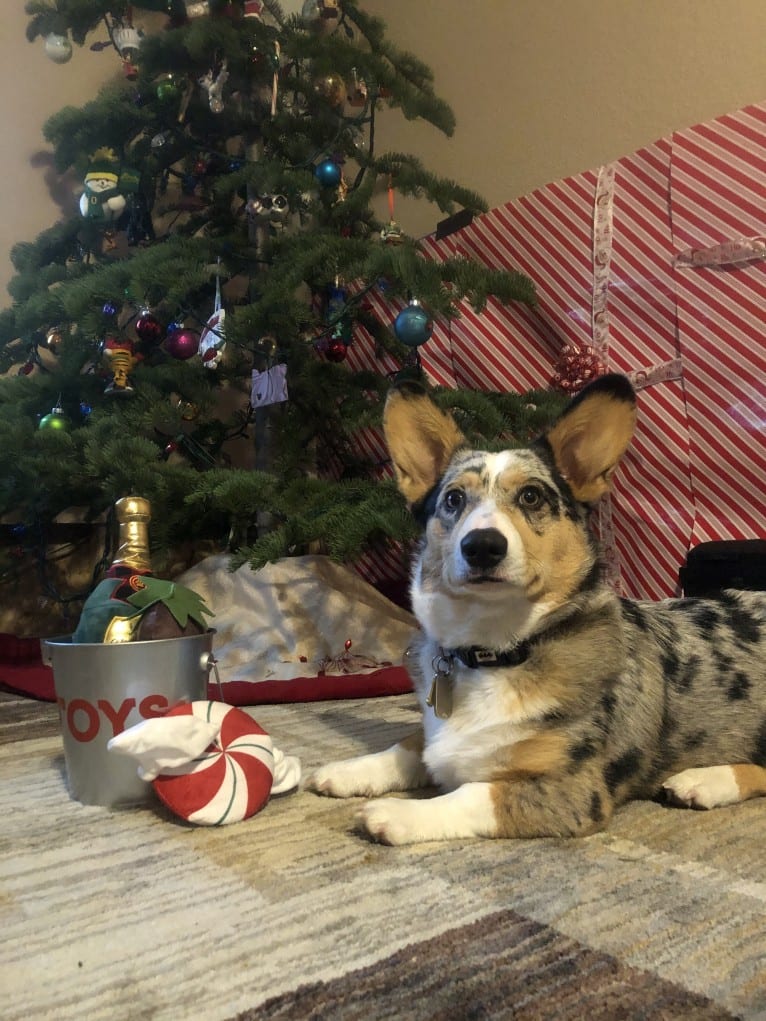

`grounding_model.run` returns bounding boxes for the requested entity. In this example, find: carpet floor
[2,689,765,1020]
